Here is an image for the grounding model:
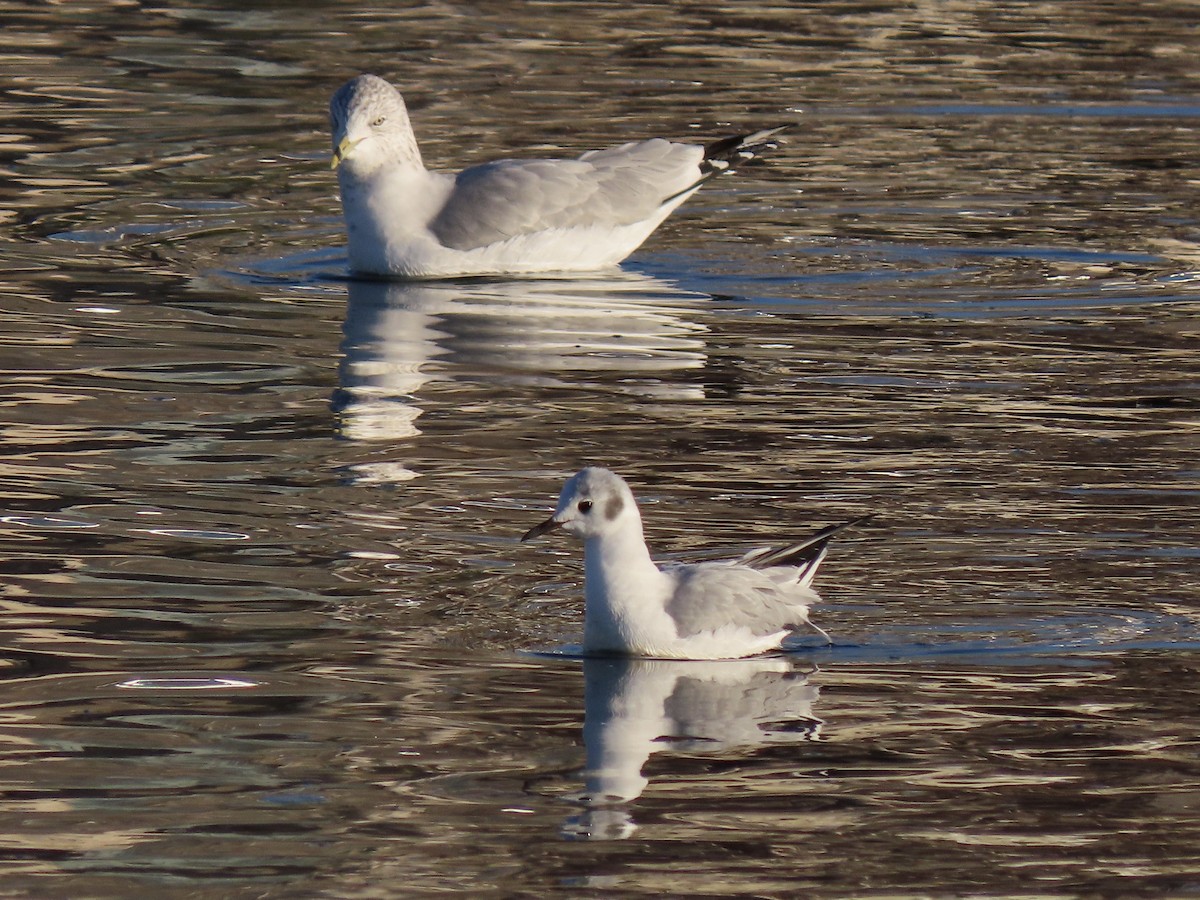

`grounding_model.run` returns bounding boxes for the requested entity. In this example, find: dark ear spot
[604,493,625,521]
